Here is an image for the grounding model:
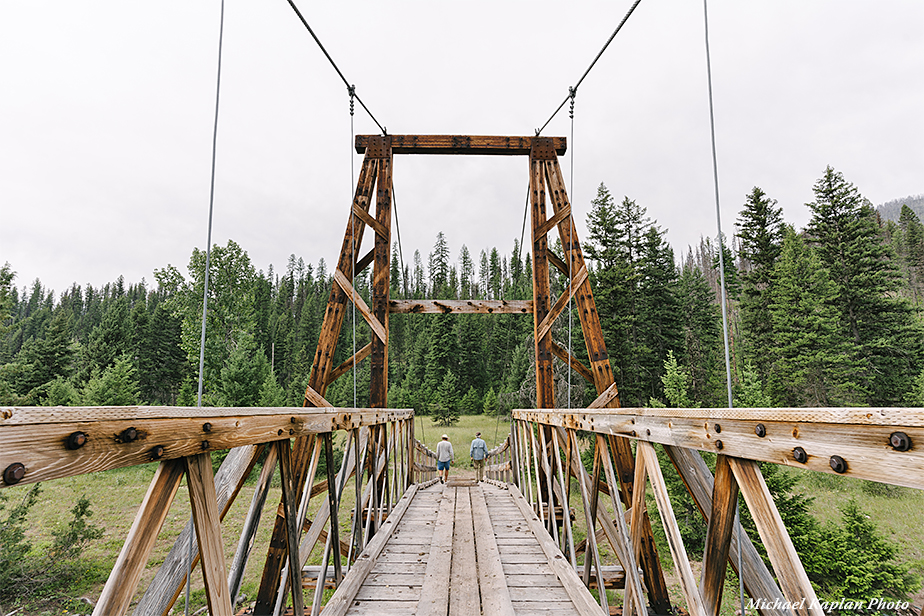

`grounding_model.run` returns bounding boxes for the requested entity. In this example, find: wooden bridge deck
[327,480,604,616]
